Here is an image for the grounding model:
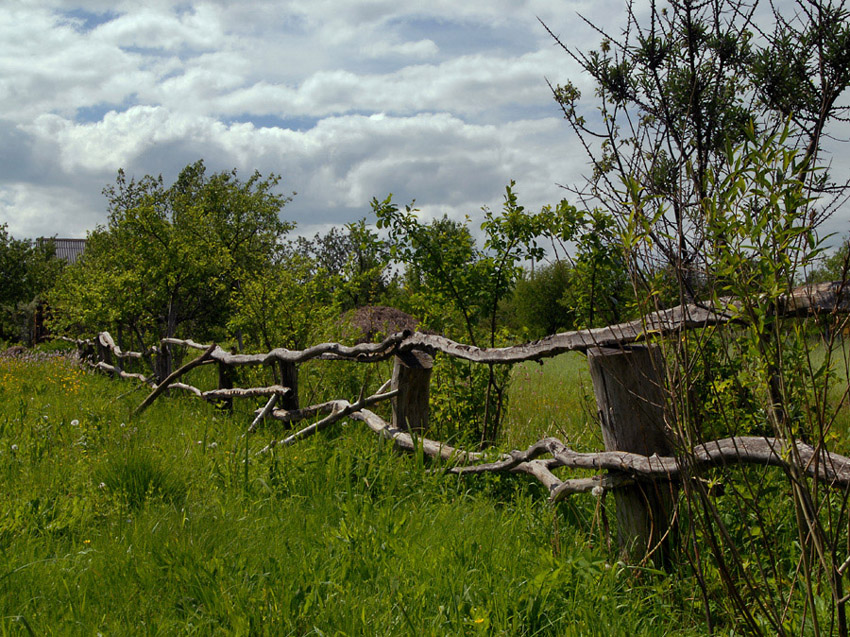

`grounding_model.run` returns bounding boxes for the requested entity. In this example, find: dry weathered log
[264,400,342,424]
[203,385,292,400]
[169,382,204,397]
[398,282,850,364]
[257,381,397,451]
[349,408,487,464]
[277,361,299,411]
[549,474,635,503]
[82,282,850,378]
[442,434,850,499]
[162,331,410,367]
[348,410,622,499]
[248,394,279,434]
[90,361,155,385]
[151,282,850,369]
[588,345,673,564]
[133,344,216,417]
[542,437,850,489]
[98,331,145,359]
